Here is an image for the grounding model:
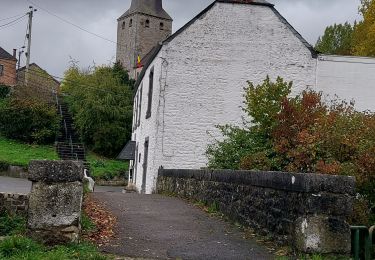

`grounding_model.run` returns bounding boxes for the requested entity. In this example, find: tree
[315,22,354,55]
[62,64,134,157]
[352,0,375,57]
